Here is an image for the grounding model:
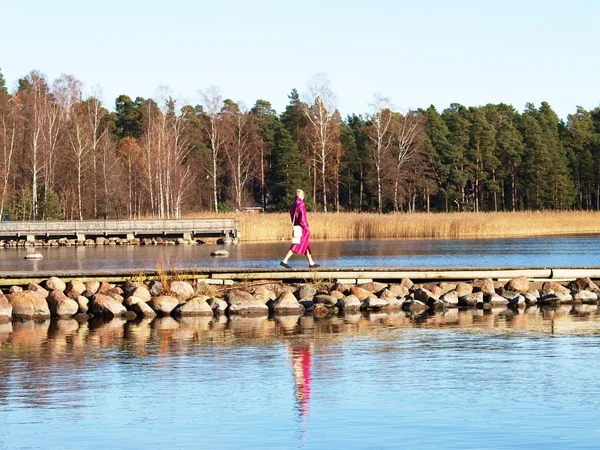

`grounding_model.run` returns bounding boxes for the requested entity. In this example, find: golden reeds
[182,211,600,242]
